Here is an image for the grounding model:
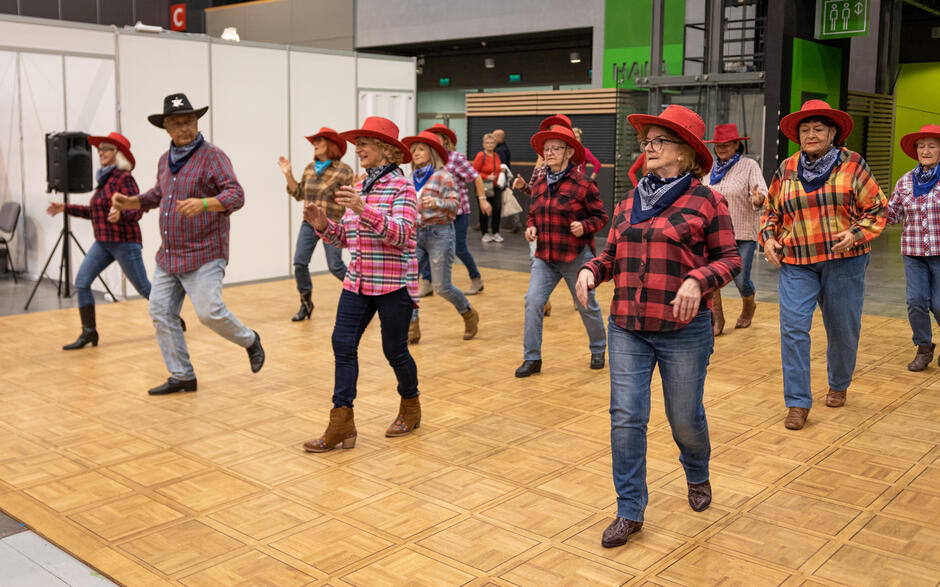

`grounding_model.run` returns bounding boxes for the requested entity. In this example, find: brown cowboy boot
[461,307,479,340]
[735,294,756,328]
[908,343,934,372]
[303,407,357,452]
[826,388,847,408]
[712,290,725,335]
[386,396,421,437]
[408,317,421,345]
[784,407,810,430]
